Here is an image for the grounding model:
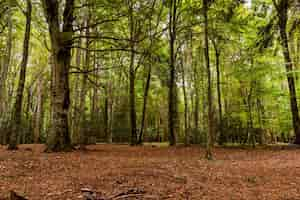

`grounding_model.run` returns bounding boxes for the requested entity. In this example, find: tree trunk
[0,2,12,138]
[108,83,114,143]
[256,98,266,145]
[104,89,110,143]
[138,61,152,144]
[193,47,201,136]
[128,0,137,145]
[273,0,300,144]
[33,77,44,144]
[168,0,178,146]
[42,0,74,152]
[78,15,90,149]
[247,82,255,147]
[8,0,32,150]
[71,41,82,144]
[212,41,224,145]
[180,58,189,146]
[203,0,213,160]
[25,87,33,143]
[105,68,113,143]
